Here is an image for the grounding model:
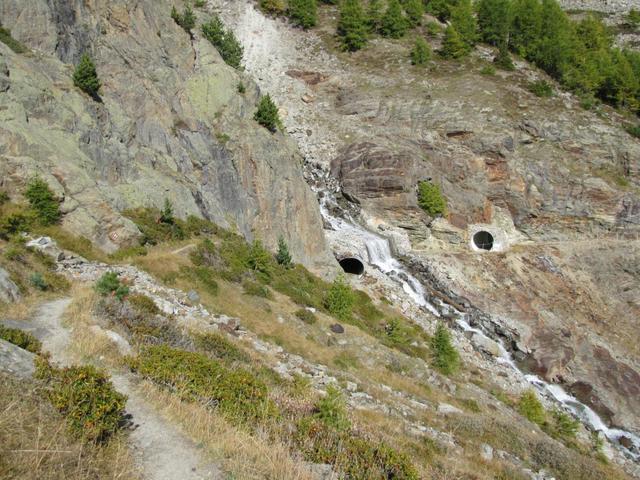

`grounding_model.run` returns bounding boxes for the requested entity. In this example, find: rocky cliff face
[0,0,331,268]
[207,0,640,440]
